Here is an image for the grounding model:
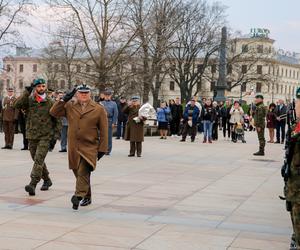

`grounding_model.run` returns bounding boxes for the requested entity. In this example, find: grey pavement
[0,131,292,250]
